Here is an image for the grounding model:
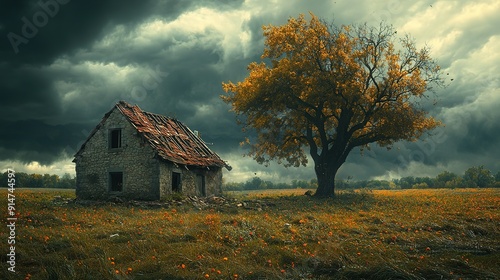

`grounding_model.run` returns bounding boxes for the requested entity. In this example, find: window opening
[110,129,122,148]
[109,172,123,192]
[172,172,181,192]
